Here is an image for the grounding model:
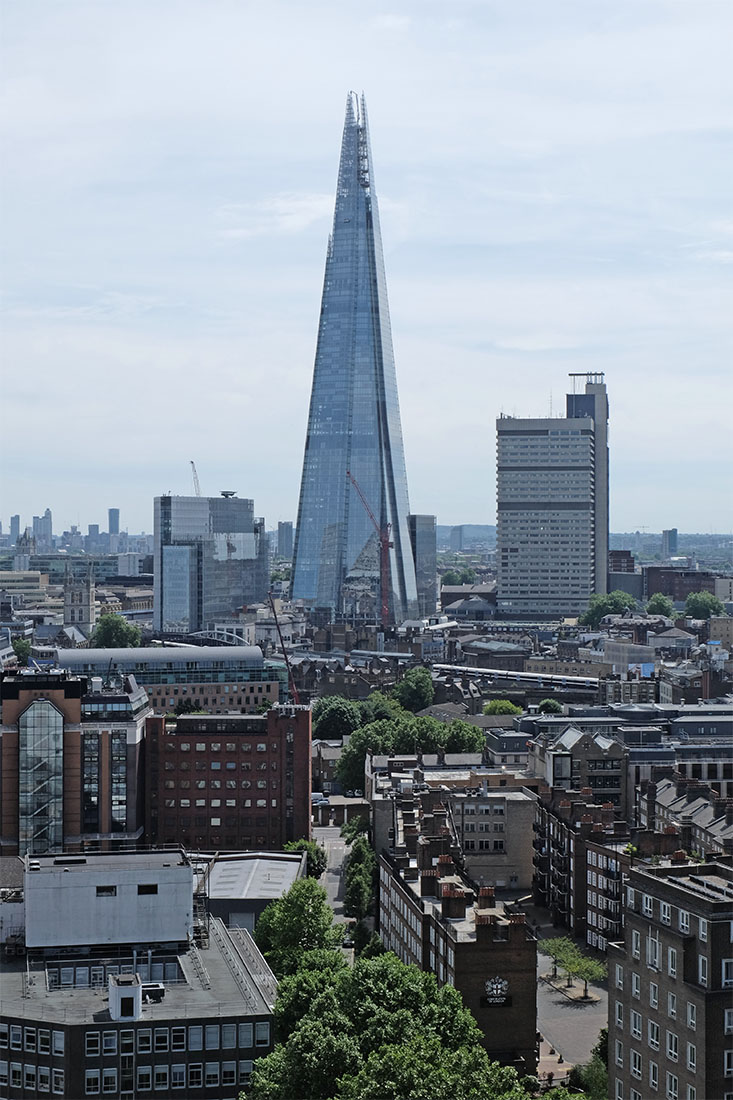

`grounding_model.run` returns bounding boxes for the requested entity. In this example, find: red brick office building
[145,706,311,851]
